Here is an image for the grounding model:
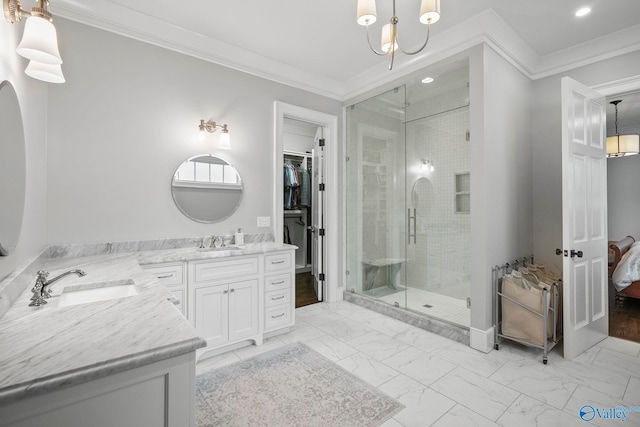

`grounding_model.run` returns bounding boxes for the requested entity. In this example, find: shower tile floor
[197,301,640,426]
[372,286,470,327]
